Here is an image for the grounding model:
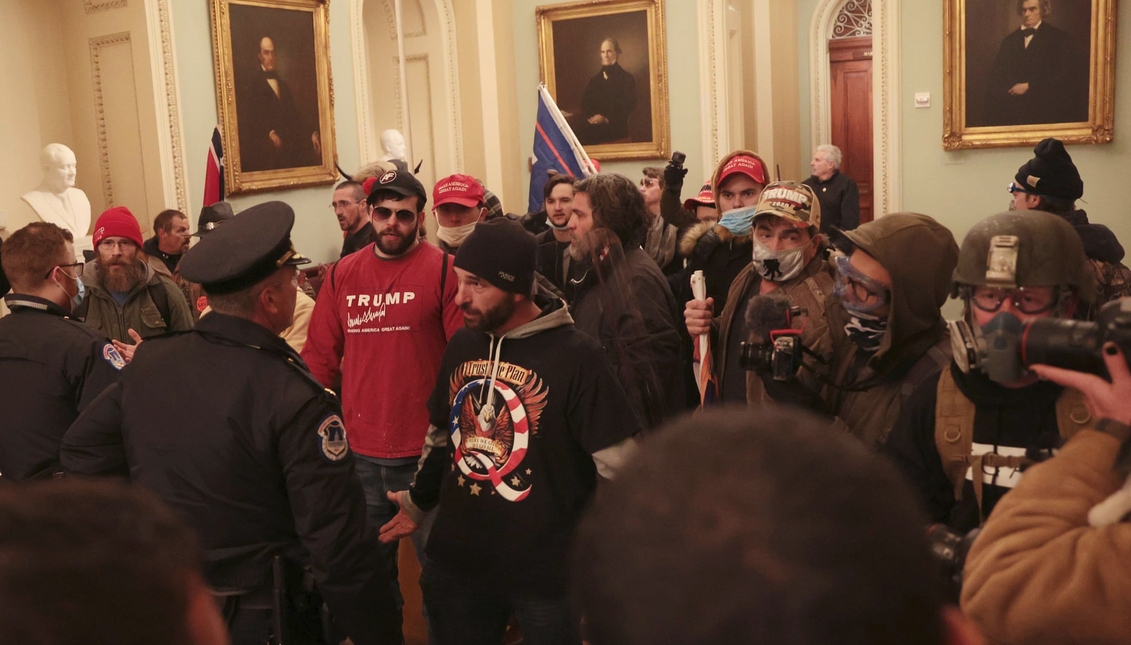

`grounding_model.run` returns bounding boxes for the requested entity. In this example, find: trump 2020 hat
[754,181,821,231]
[453,219,537,296]
[179,201,310,295]
[434,174,486,209]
